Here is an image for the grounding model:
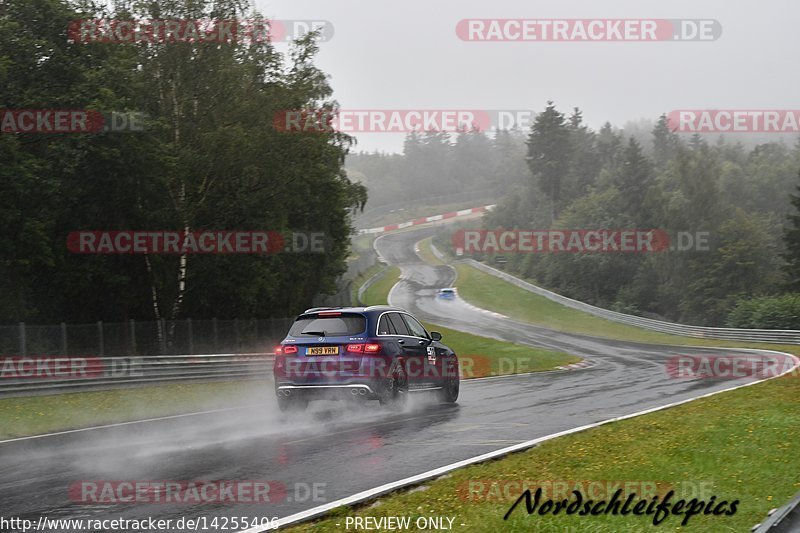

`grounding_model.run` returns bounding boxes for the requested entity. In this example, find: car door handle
[397,339,405,344]
[418,340,426,345]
